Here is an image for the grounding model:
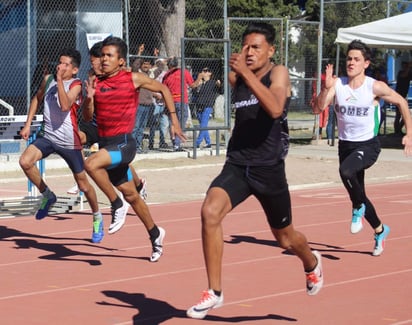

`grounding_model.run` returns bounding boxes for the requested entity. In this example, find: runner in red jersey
[84,36,185,262]
[94,69,137,137]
